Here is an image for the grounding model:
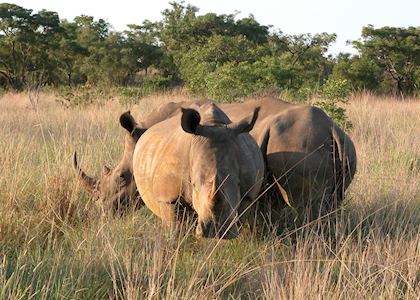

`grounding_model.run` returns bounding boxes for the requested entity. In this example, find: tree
[331,53,383,91]
[157,1,270,79]
[0,4,63,89]
[124,23,163,76]
[30,9,63,85]
[353,25,420,96]
[72,15,110,83]
[268,31,337,89]
[57,20,88,85]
